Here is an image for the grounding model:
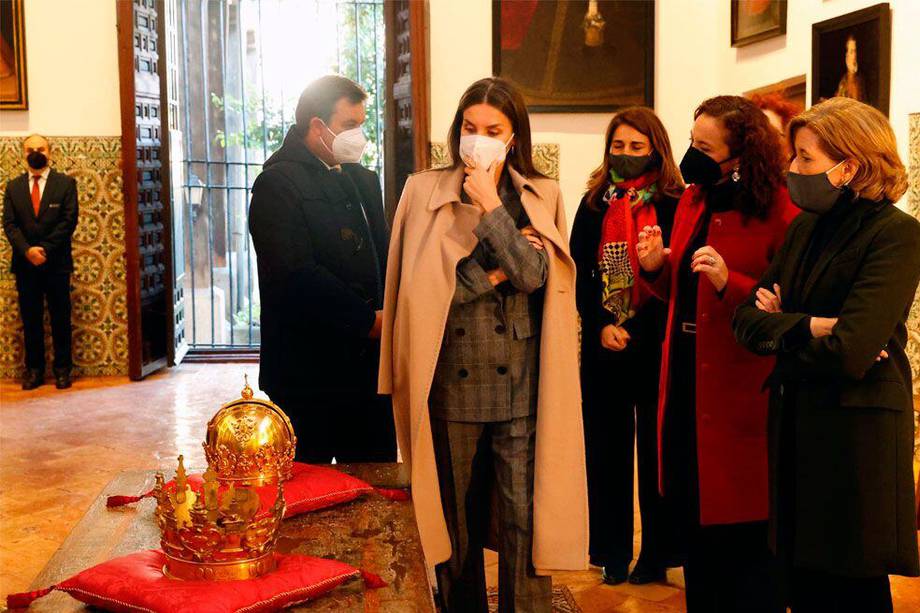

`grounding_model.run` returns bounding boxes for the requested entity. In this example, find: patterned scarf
[597,169,660,325]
